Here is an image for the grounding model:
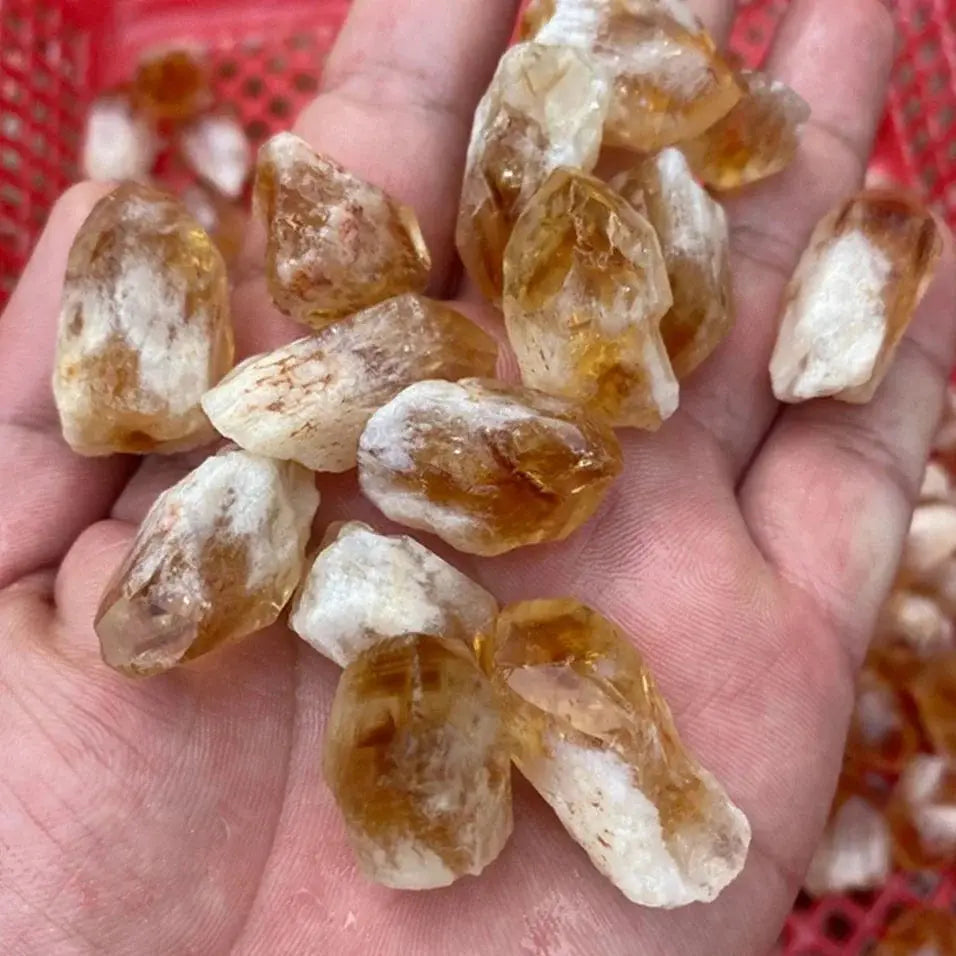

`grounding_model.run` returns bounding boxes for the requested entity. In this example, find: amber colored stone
[254,132,431,329]
[874,907,956,956]
[52,182,234,456]
[681,69,810,190]
[455,42,610,302]
[887,755,956,870]
[480,598,750,907]
[612,148,732,378]
[503,168,677,429]
[323,634,513,889]
[95,448,319,677]
[358,378,623,556]
[202,294,497,473]
[911,655,956,758]
[290,521,498,667]
[180,111,252,199]
[523,0,742,152]
[132,48,212,122]
[803,795,891,897]
[844,668,921,775]
[770,190,943,403]
[82,89,158,183]
[181,185,248,267]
